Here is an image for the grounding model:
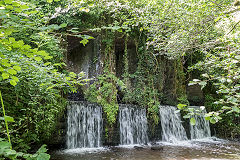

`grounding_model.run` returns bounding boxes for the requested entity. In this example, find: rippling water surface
[51,138,240,160]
